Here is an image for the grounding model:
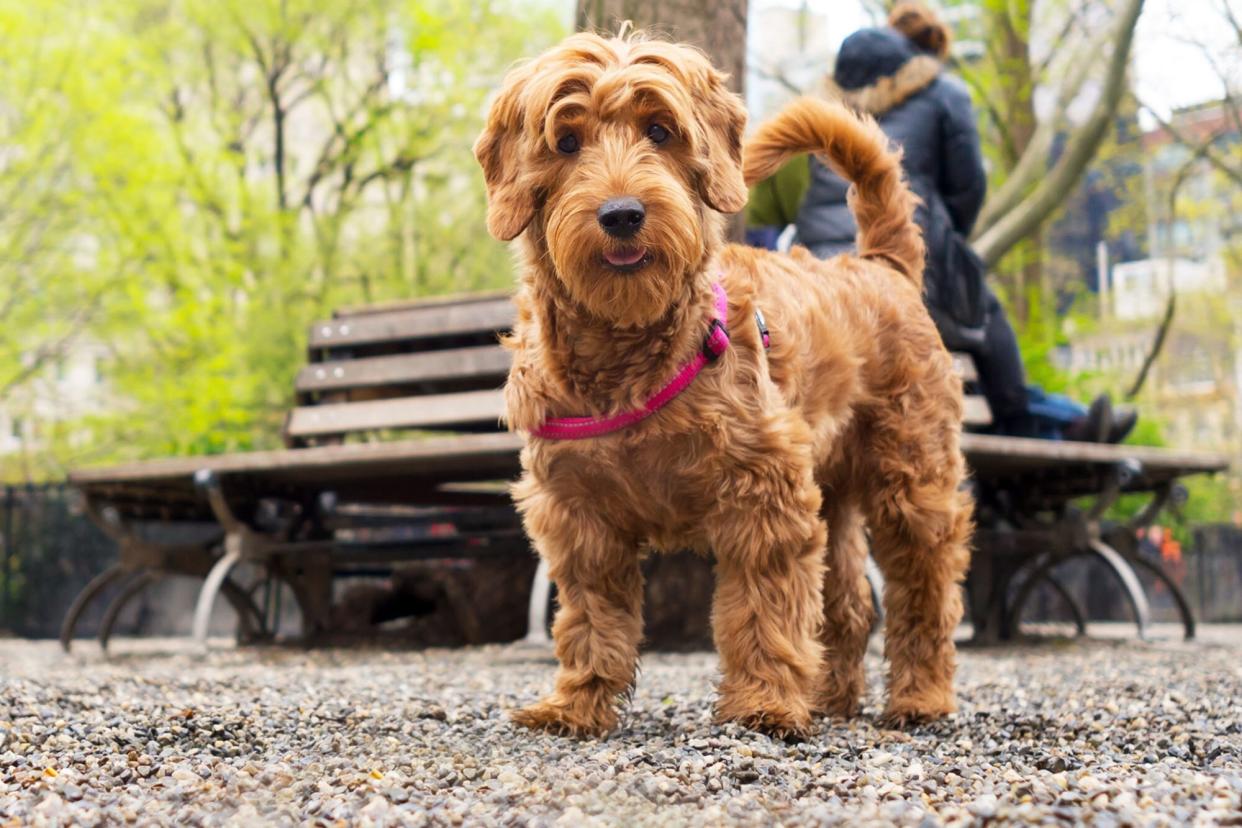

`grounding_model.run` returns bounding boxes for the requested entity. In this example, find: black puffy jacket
[795,27,988,345]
